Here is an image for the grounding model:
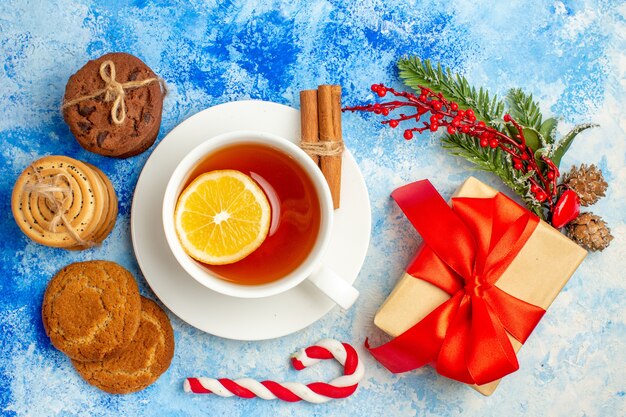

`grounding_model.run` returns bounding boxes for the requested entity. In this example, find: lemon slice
[174,170,271,265]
